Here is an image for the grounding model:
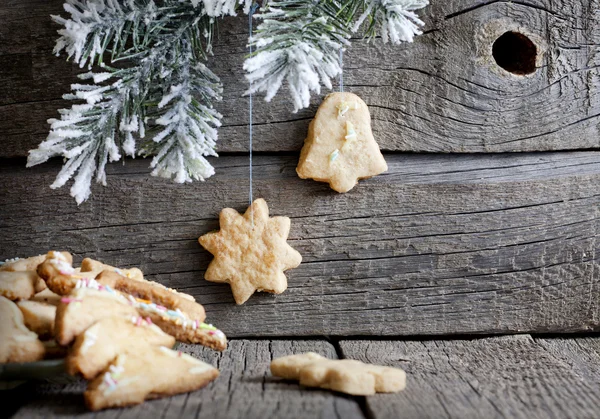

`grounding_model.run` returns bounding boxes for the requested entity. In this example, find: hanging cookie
[296,92,388,193]
[198,199,302,305]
